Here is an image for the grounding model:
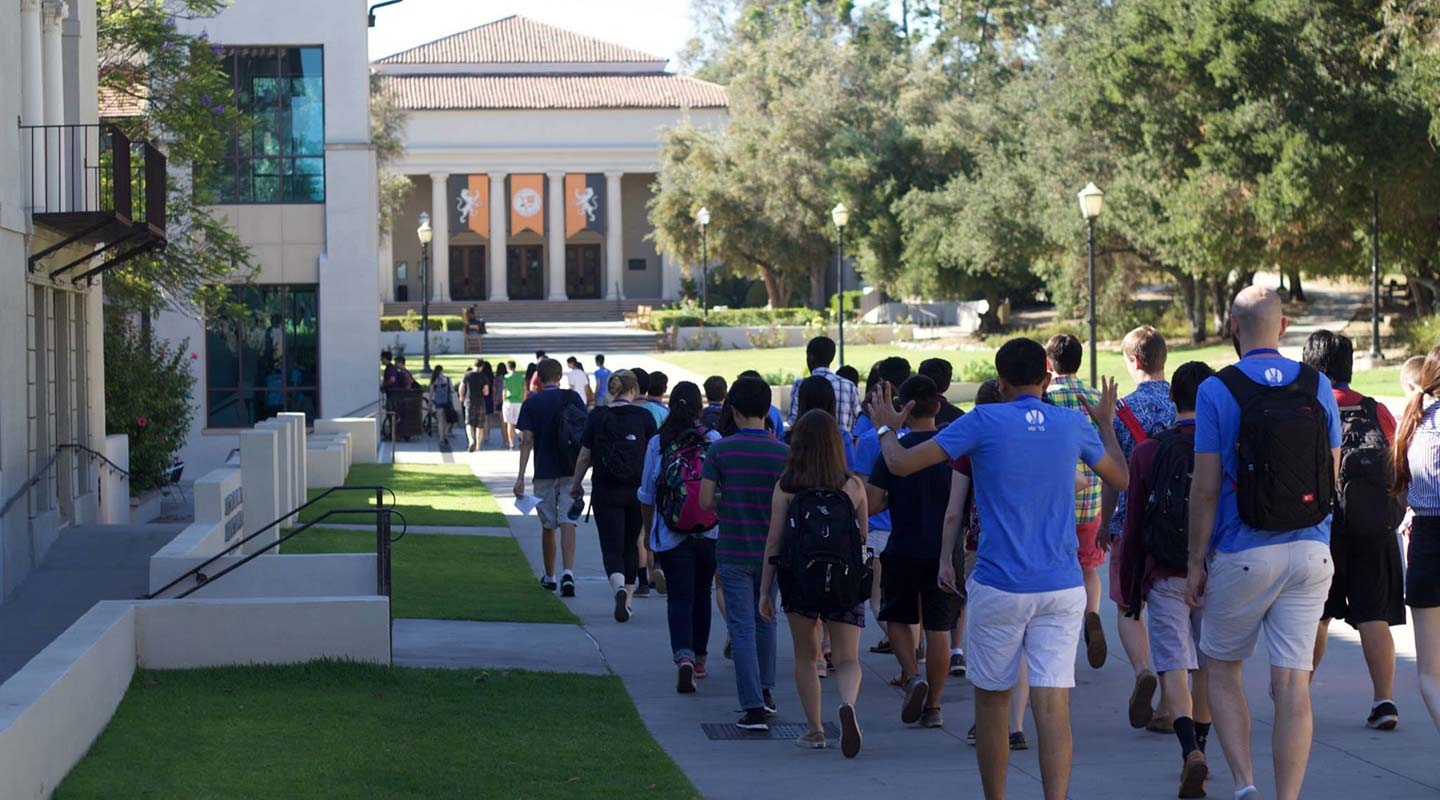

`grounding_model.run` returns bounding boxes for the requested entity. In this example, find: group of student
[505,285,1440,800]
